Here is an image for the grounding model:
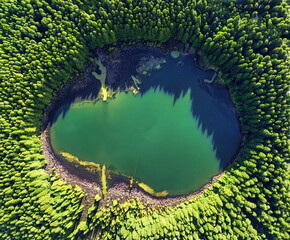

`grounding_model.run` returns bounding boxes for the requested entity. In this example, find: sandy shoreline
[41,42,244,217]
